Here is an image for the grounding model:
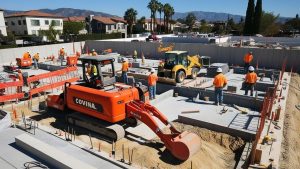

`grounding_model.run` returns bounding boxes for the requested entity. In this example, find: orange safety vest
[60,49,65,56]
[33,53,39,61]
[245,72,257,84]
[244,53,253,63]
[122,62,129,72]
[213,73,227,88]
[148,74,158,86]
[23,52,30,59]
